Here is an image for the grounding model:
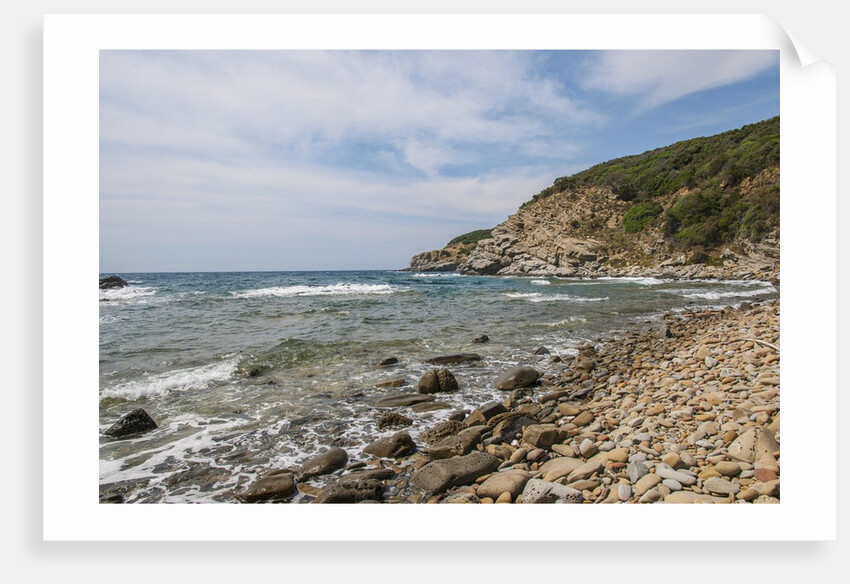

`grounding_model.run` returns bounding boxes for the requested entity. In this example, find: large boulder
[427,428,483,460]
[362,432,416,459]
[103,408,158,438]
[494,366,540,390]
[238,470,296,503]
[518,479,584,504]
[418,368,459,394]
[419,420,464,445]
[299,448,349,479]
[99,275,128,290]
[410,451,500,495]
[727,427,780,463]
